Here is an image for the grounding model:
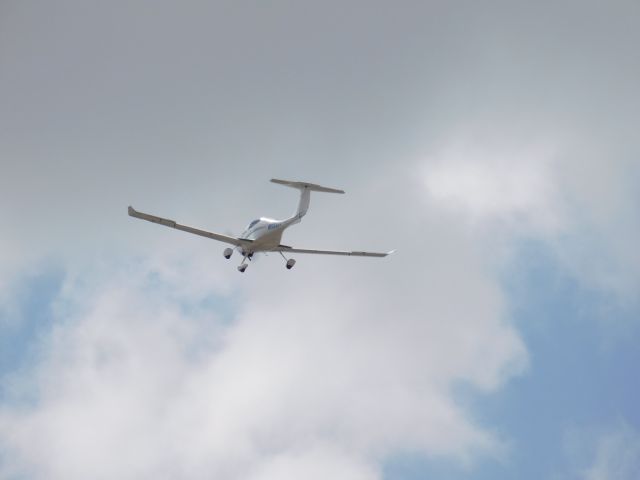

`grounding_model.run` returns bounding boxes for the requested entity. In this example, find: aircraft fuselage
[238,215,301,254]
